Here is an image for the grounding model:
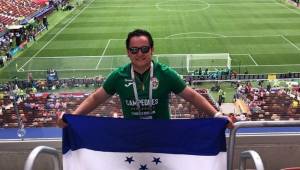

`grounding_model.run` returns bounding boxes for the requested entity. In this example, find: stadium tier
[0,0,44,32]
